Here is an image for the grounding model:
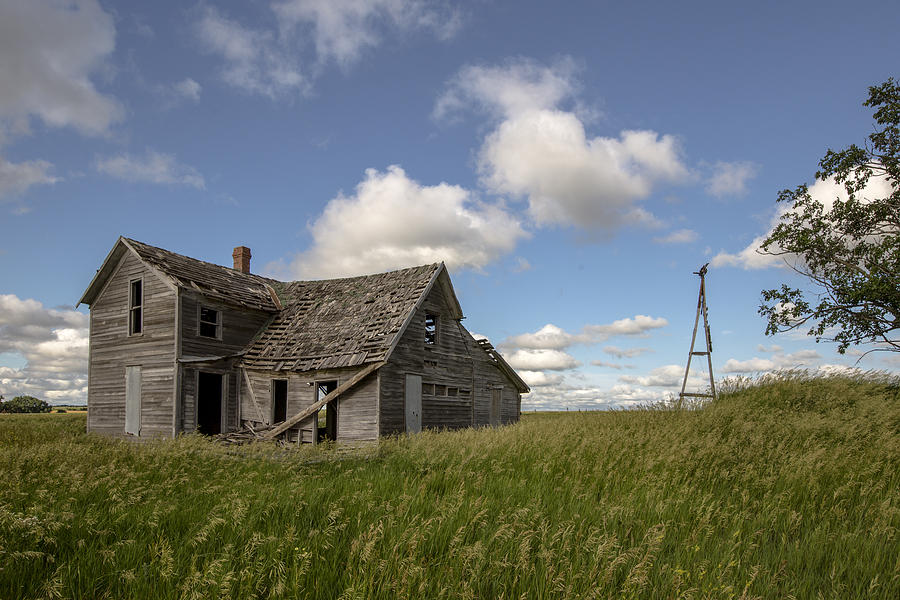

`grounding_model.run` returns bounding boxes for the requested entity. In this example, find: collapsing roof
[243,263,442,371]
